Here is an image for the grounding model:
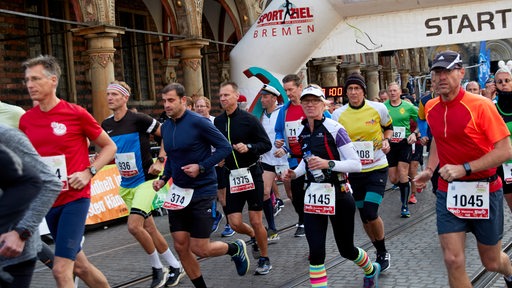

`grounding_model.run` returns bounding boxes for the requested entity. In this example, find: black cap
[344,73,367,94]
[431,50,463,71]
